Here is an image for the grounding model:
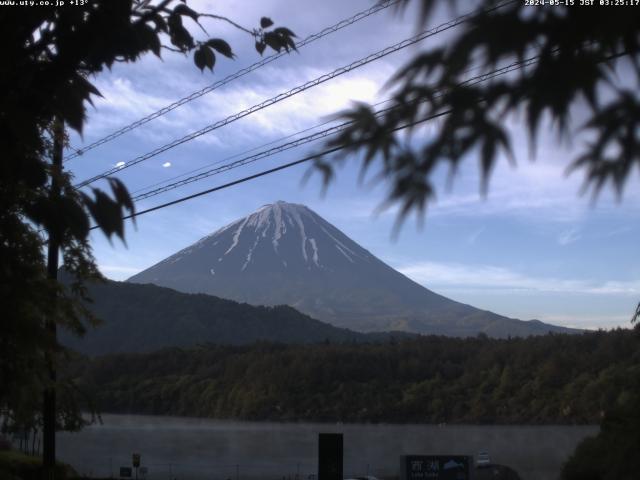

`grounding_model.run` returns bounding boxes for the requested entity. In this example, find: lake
[57,414,597,480]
